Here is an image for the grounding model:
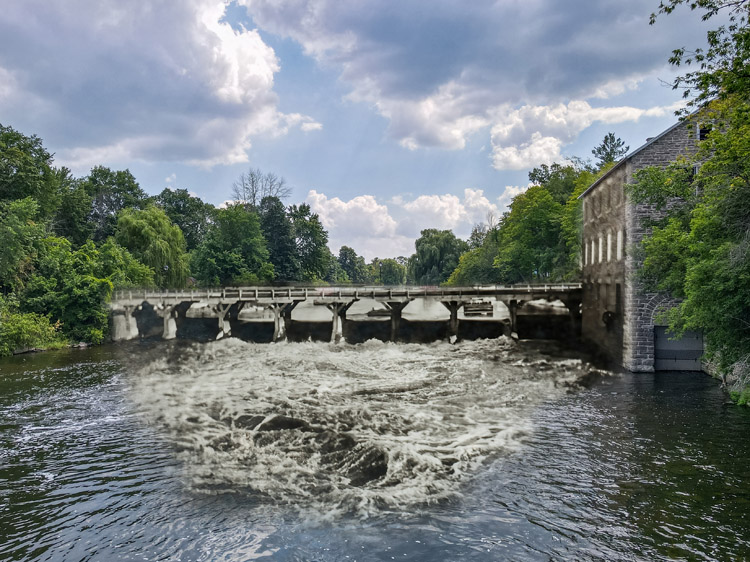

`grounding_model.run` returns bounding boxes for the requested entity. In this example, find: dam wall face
[110,292,580,345]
